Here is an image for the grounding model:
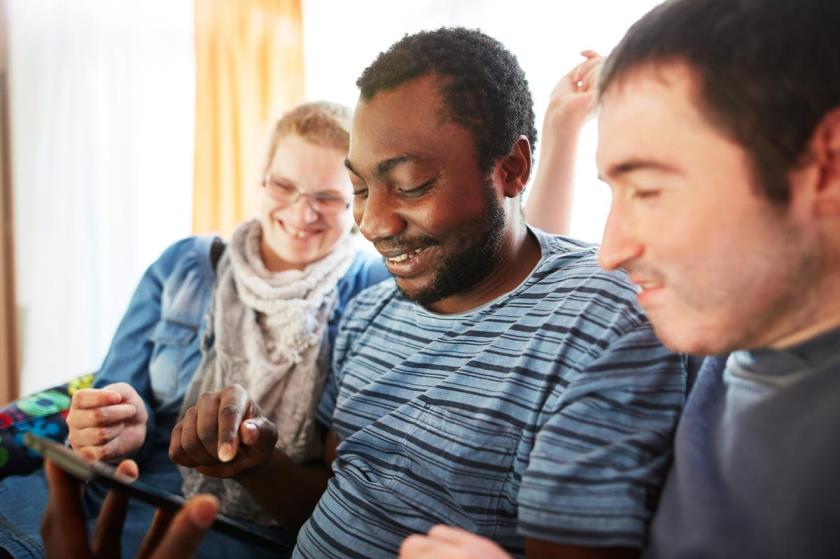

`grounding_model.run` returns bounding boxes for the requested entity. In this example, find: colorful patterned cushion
[0,374,94,480]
